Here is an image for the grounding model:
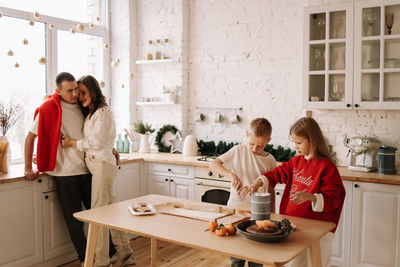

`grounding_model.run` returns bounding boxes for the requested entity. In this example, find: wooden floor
[60,236,232,267]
